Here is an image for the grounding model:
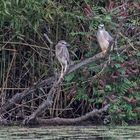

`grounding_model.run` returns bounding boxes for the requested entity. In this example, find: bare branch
[37,104,110,125]
[0,45,129,124]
